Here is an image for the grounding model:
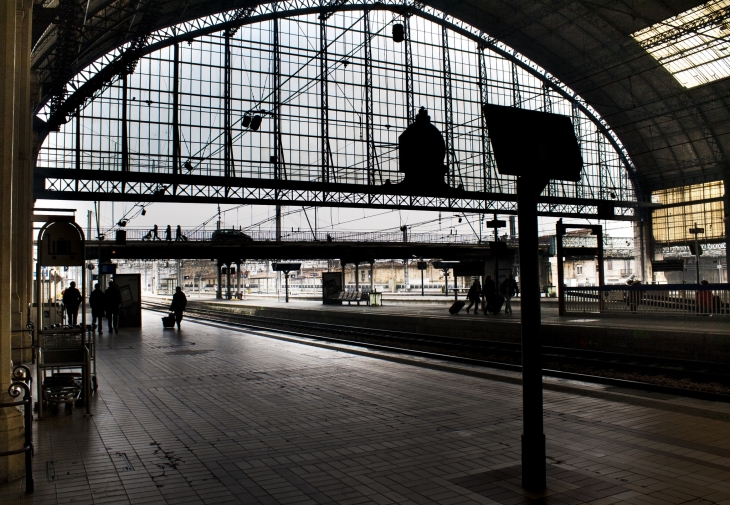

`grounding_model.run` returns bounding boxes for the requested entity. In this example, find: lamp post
[689,222,704,284]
